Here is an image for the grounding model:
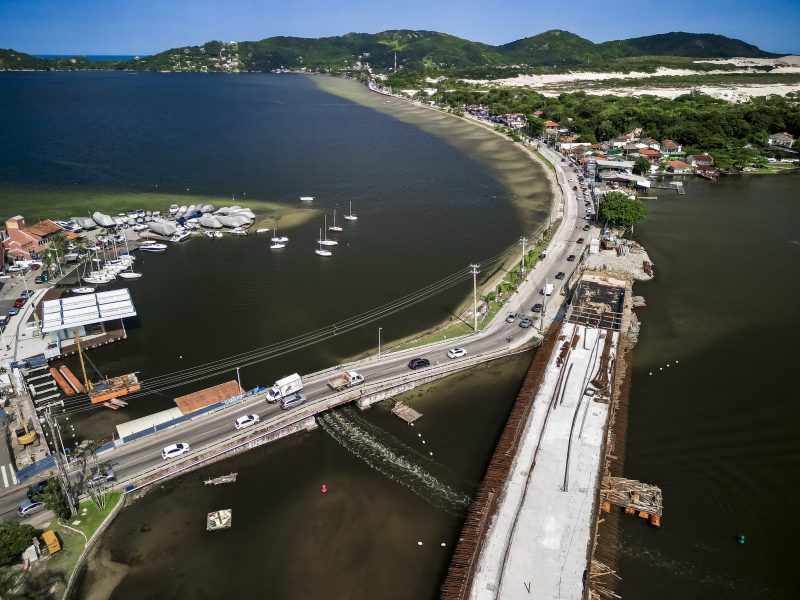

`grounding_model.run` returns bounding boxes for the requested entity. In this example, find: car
[13,298,26,308]
[577,238,585,244]
[408,357,430,370]
[7,265,22,273]
[555,272,566,280]
[18,501,46,519]
[280,393,306,410]
[26,480,48,500]
[29,263,40,271]
[34,276,44,284]
[90,467,116,485]
[161,442,190,460]
[447,347,467,359]
[567,254,576,261]
[8,308,19,316]
[532,303,543,313]
[42,272,50,282]
[519,317,533,328]
[234,414,260,430]
[583,225,590,231]
[505,312,518,323]
[20,290,33,298]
